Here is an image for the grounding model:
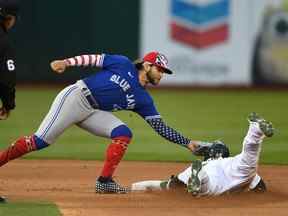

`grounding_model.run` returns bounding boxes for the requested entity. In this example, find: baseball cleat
[0,196,6,203]
[95,179,129,194]
[248,112,263,123]
[248,112,274,137]
[187,159,202,196]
